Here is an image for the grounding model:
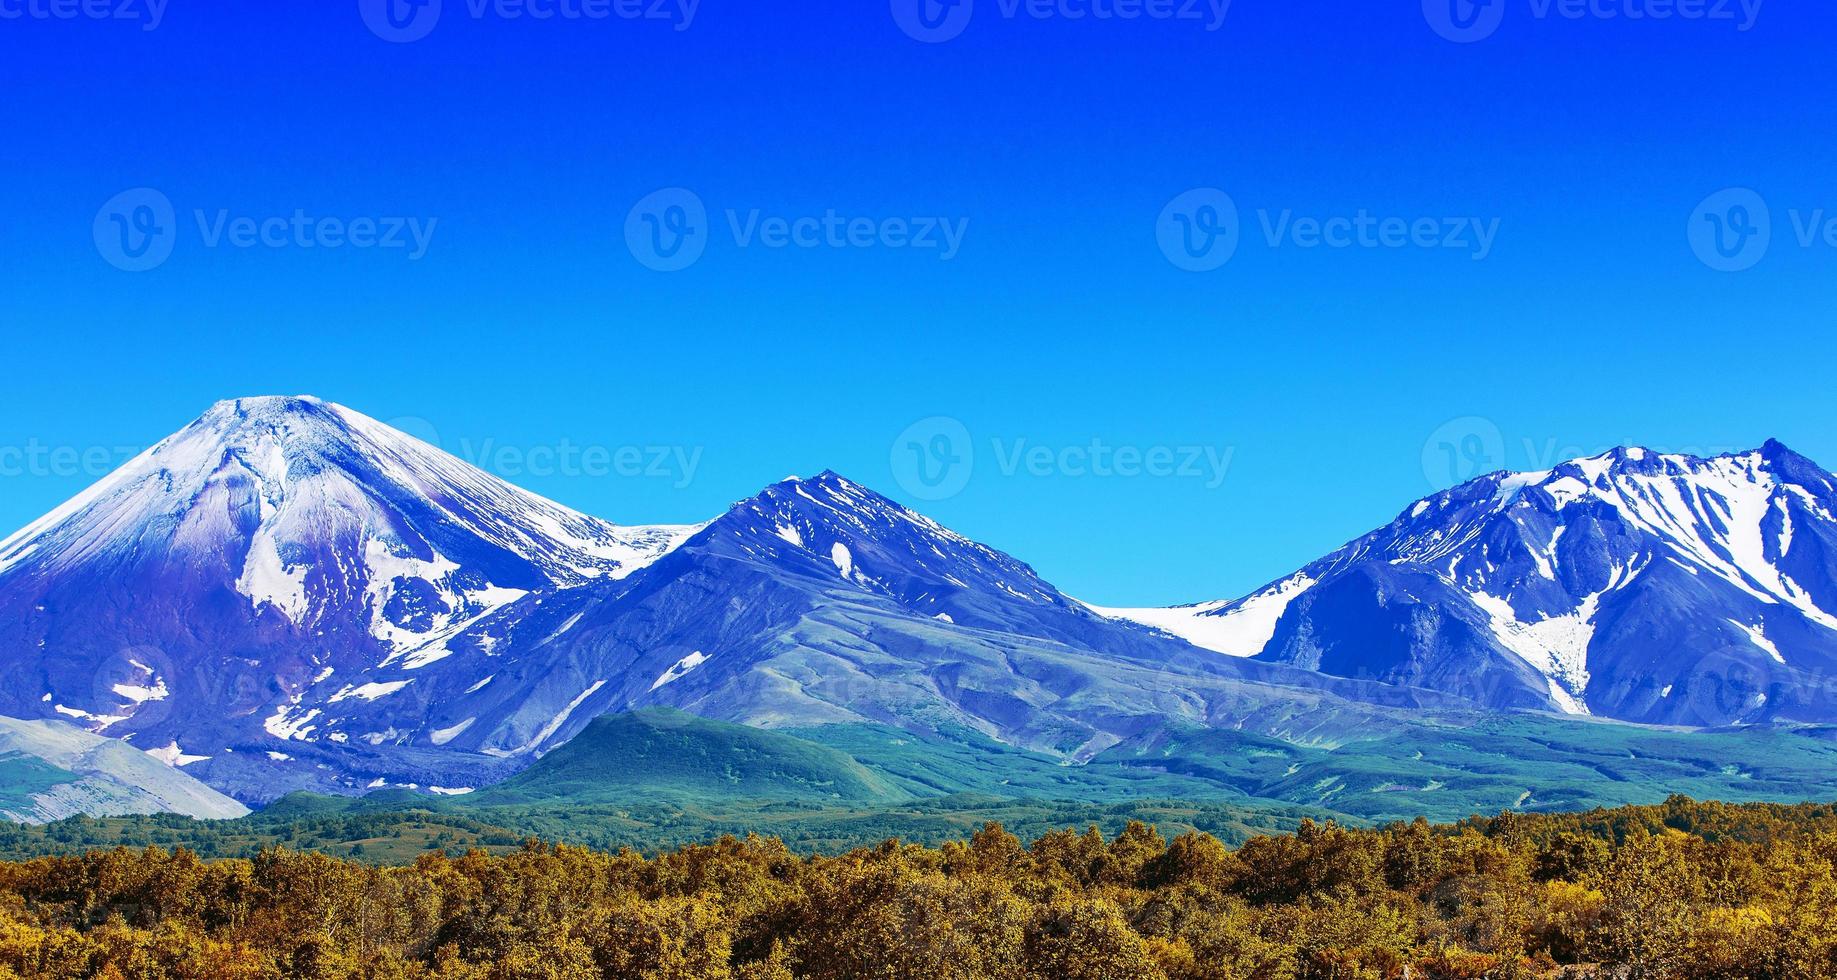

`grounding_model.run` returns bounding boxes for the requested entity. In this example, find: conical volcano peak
[187,395,350,442]
[0,396,703,714]
[201,393,329,419]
